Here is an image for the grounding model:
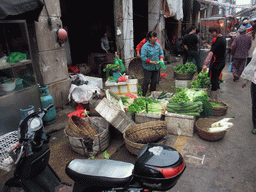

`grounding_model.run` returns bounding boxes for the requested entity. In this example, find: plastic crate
[0,131,18,172]
[105,78,138,96]
[165,111,196,137]
[95,98,136,133]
